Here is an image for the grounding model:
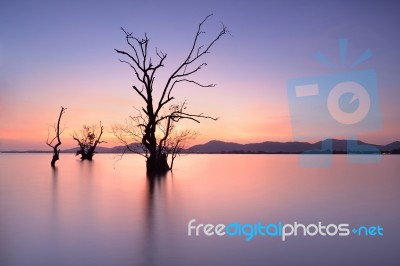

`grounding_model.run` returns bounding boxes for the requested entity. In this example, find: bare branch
[118,59,144,83]
[132,85,147,102]
[179,78,215,88]
[156,14,227,116]
[46,106,66,167]
[173,62,207,78]
[156,101,218,124]
[121,27,140,63]
[115,48,144,72]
